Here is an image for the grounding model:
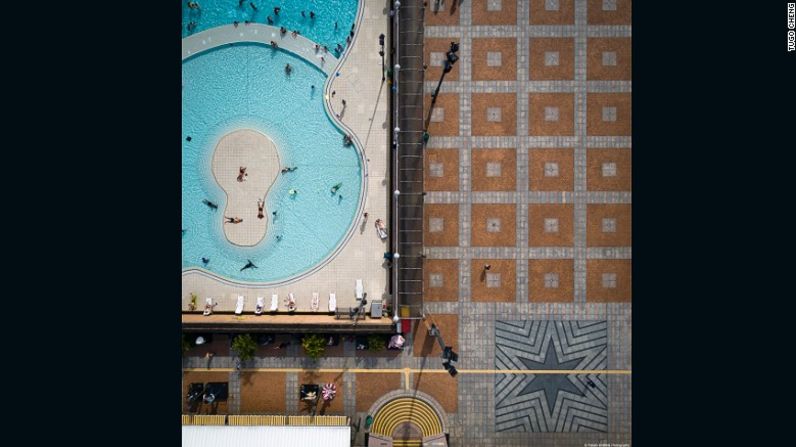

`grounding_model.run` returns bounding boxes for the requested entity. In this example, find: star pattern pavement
[516,341,585,412]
